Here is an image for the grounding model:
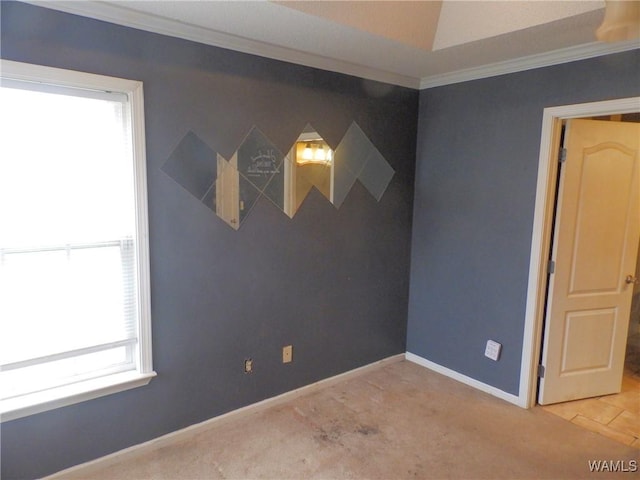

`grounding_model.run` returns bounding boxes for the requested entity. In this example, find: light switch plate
[484,340,502,361]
